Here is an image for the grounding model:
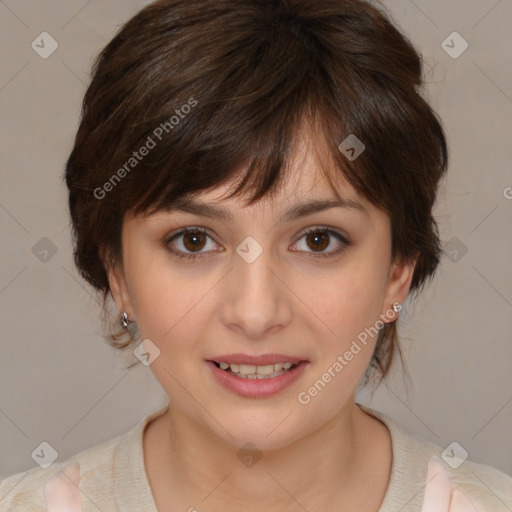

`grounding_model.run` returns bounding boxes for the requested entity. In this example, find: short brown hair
[64,0,448,386]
